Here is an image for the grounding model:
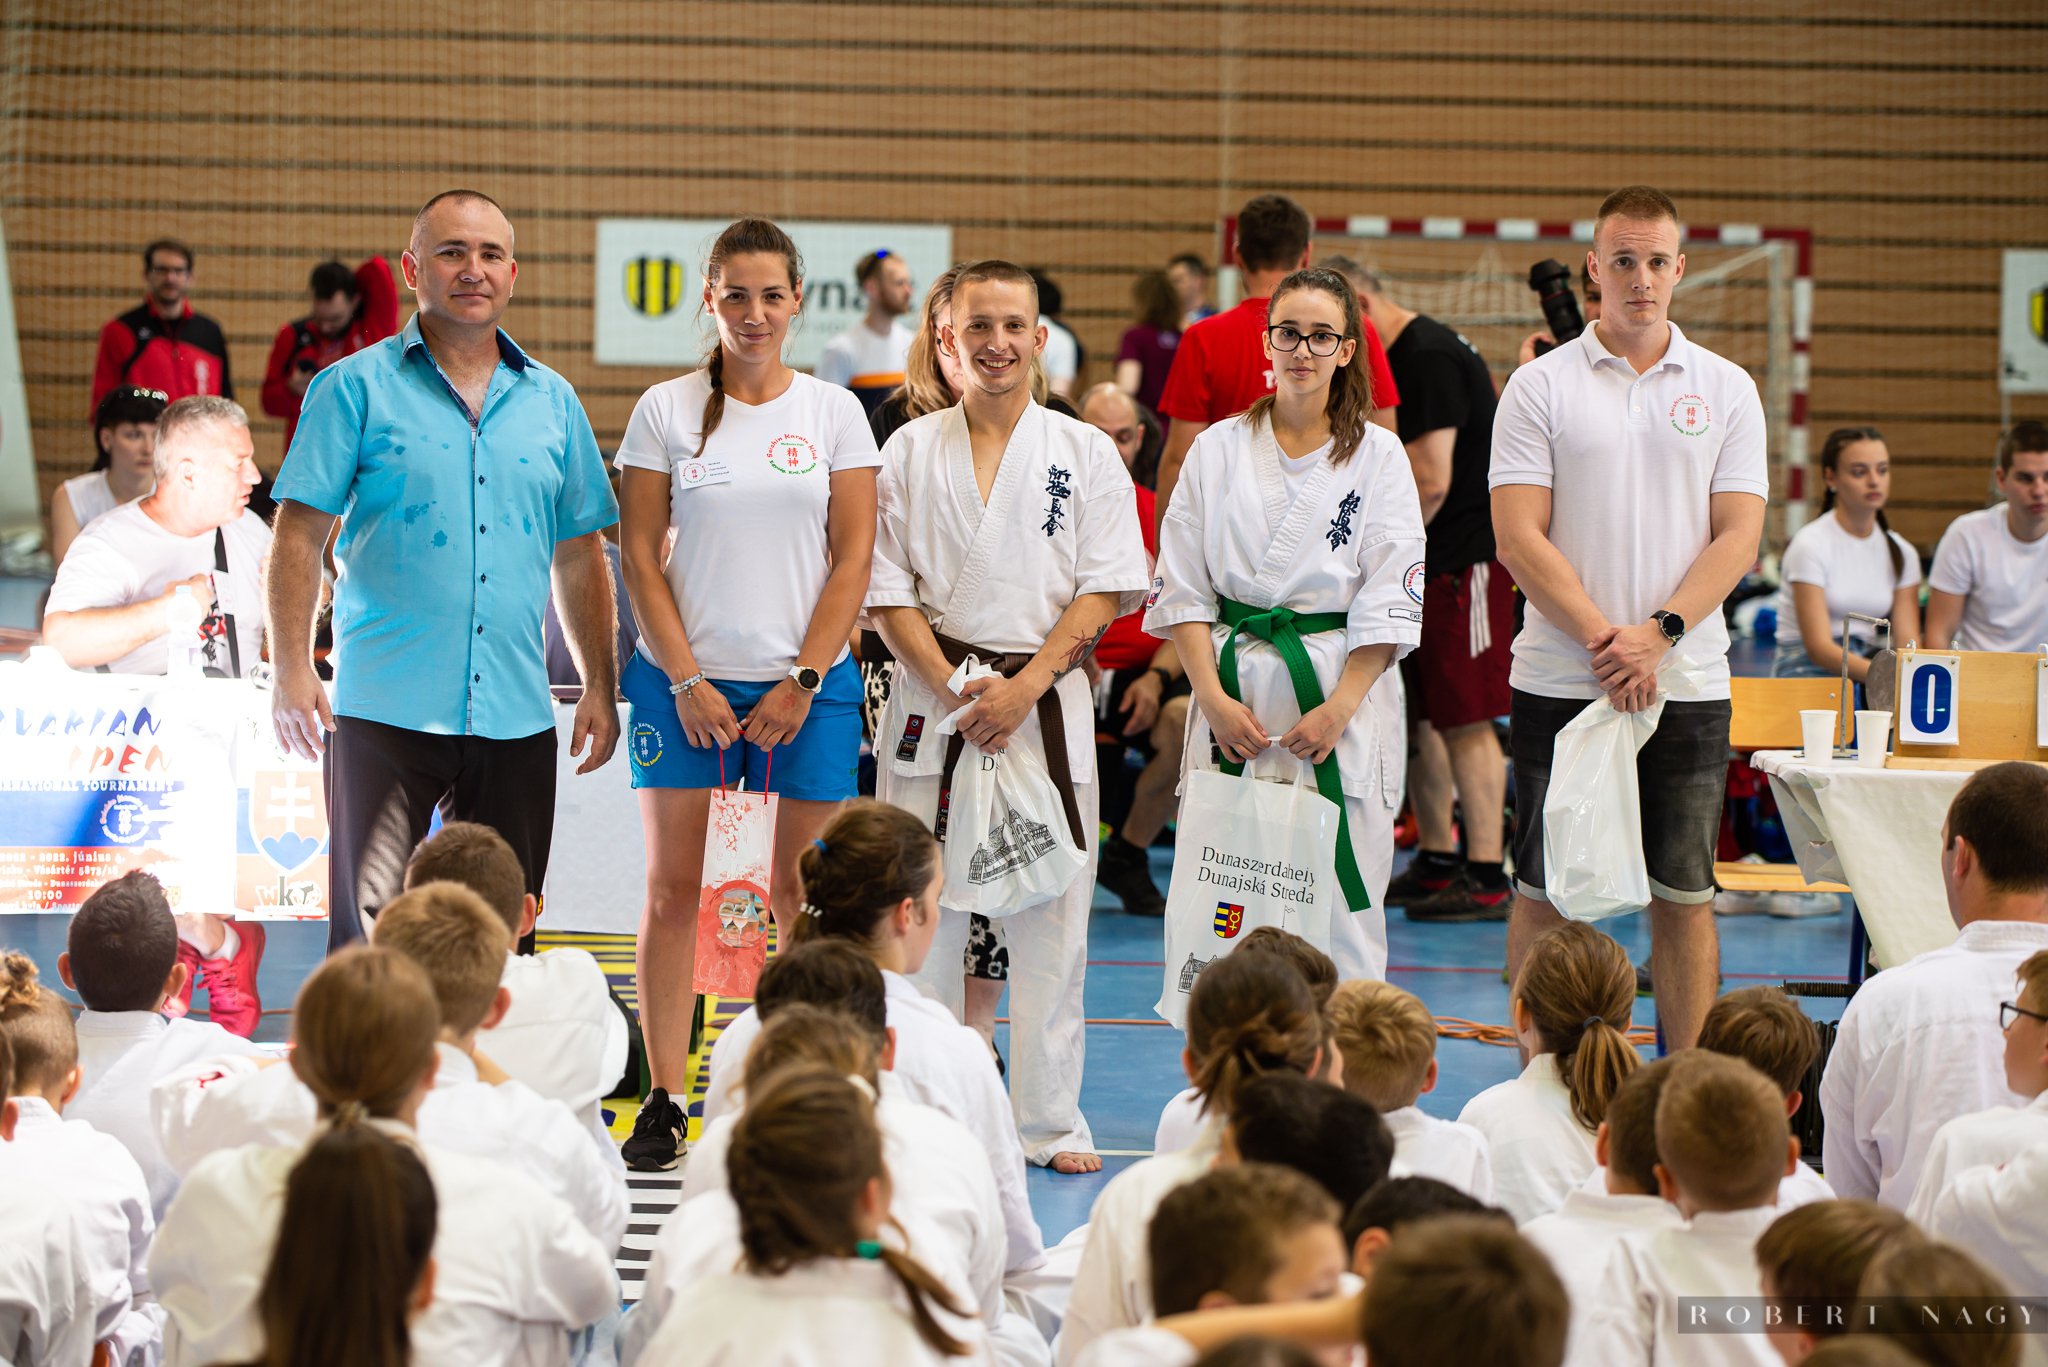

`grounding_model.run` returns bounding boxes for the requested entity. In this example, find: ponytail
[790,800,939,950]
[1513,922,1639,1132]
[289,946,440,1122]
[728,1067,971,1357]
[0,951,75,1093]
[698,217,803,456]
[1817,425,1903,580]
[1243,268,1375,465]
[1184,950,1323,1118]
[250,1122,437,1367]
